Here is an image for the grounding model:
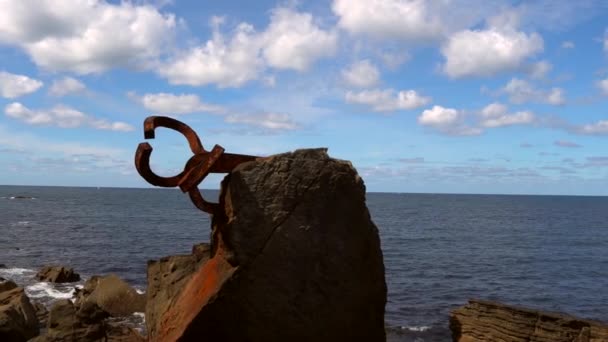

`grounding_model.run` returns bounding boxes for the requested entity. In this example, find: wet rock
[0,278,17,293]
[38,299,105,342]
[0,264,7,268]
[35,266,80,283]
[32,302,48,327]
[106,324,146,342]
[75,275,145,317]
[145,243,211,338]
[0,285,39,341]
[156,148,387,341]
[450,299,608,342]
